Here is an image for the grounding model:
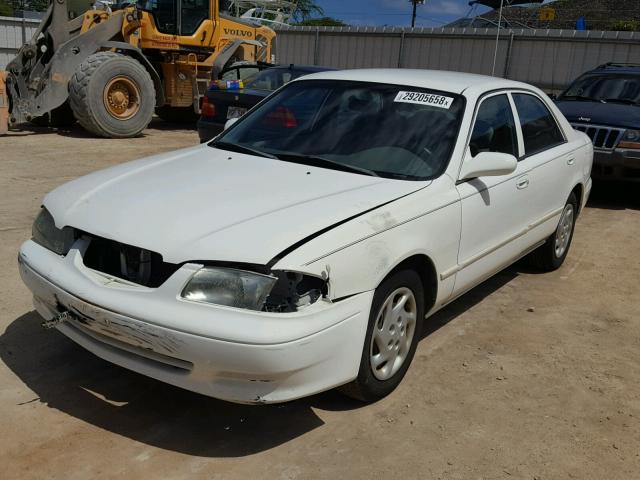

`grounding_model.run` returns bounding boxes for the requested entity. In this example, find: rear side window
[513,94,565,156]
[469,94,518,158]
